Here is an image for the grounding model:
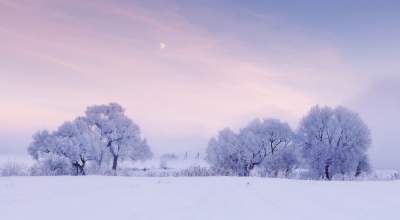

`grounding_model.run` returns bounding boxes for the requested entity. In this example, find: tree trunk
[325,164,331,180]
[240,165,251,176]
[80,166,86,175]
[80,160,86,176]
[285,168,290,177]
[72,161,86,176]
[97,151,104,167]
[355,161,363,177]
[245,164,253,176]
[74,164,79,176]
[112,155,118,171]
